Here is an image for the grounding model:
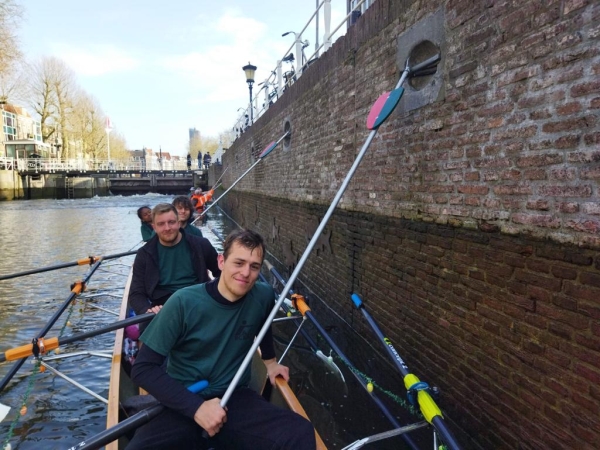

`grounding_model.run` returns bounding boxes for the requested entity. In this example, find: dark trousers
[126,387,317,450]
